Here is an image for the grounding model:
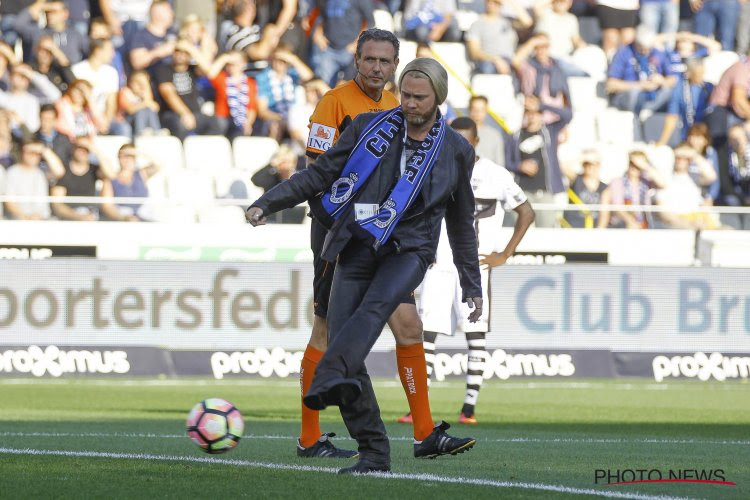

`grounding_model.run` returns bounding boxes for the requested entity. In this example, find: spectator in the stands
[72,38,130,137]
[403,0,462,43]
[288,78,329,152]
[208,50,260,140]
[600,150,667,229]
[655,142,719,229]
[0,42,16,91]
[250,143,306,223]
[513,33,572,124]
[606,24,676,121]
[100,142,161,221]
[534,0,588,77]
[691,0,739,51]
[98,0,152,49]
[3,138,63,220]
[706,57,750,146]
[180,14,219,64]
[562,148,609,228]
[222,0,283,72]
[685,122,721,202]
[311,0,373,88]
[596,0,639,58]
[129,0,176,75]
[0,63,62,132]
[155,40,224,141]
[55,79,99,140]
[468,95,507,167]
[657,57,713,145]
[466,0,532,76]
[0,110,15,168]
[1,0,33,47]
[90,18,127,87]
[507,95,573,227]
[118,70,162,137]
[51,136,115,221]
[35,103,72,179]
[738,1,750,54]
[660,31,721,77]
[31,35,75,94]
[715,123,750,229]
[639,0,679,41]
[15,0,89,64]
